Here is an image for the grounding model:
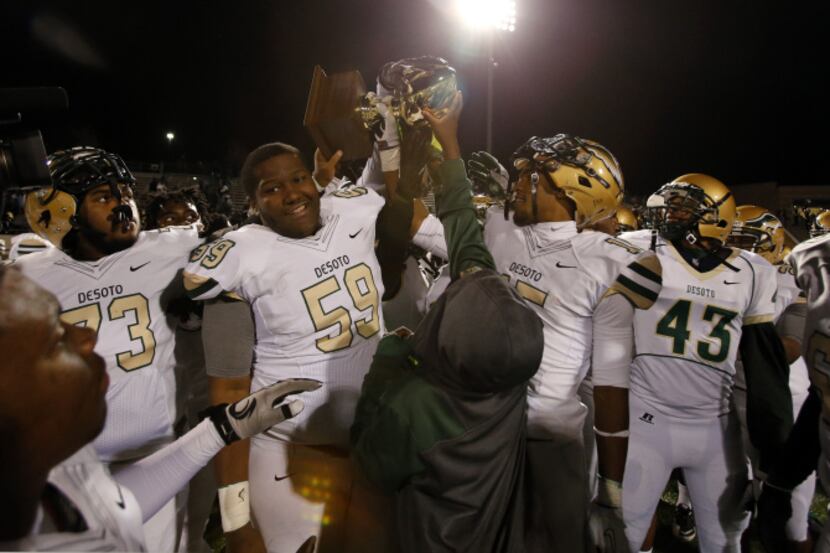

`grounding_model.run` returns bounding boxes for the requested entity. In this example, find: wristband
[596,475,623,508]
[218,481,251,533]
[593,426,630,438]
